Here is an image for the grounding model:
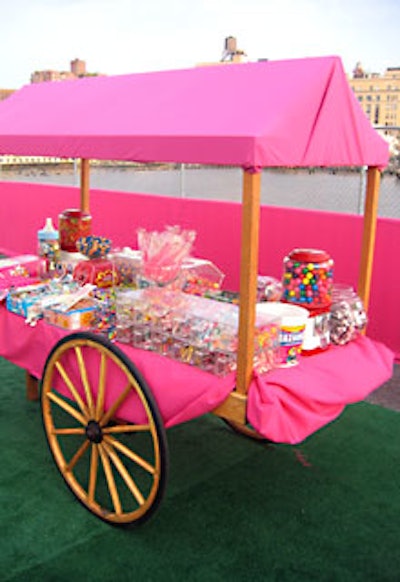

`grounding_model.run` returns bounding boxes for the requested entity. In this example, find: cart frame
[0,56,389,524]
